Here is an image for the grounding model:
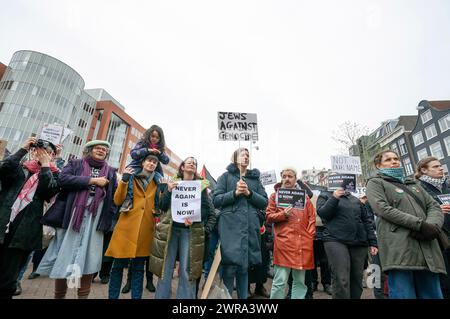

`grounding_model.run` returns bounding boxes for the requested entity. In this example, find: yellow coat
[105,178,157,258]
